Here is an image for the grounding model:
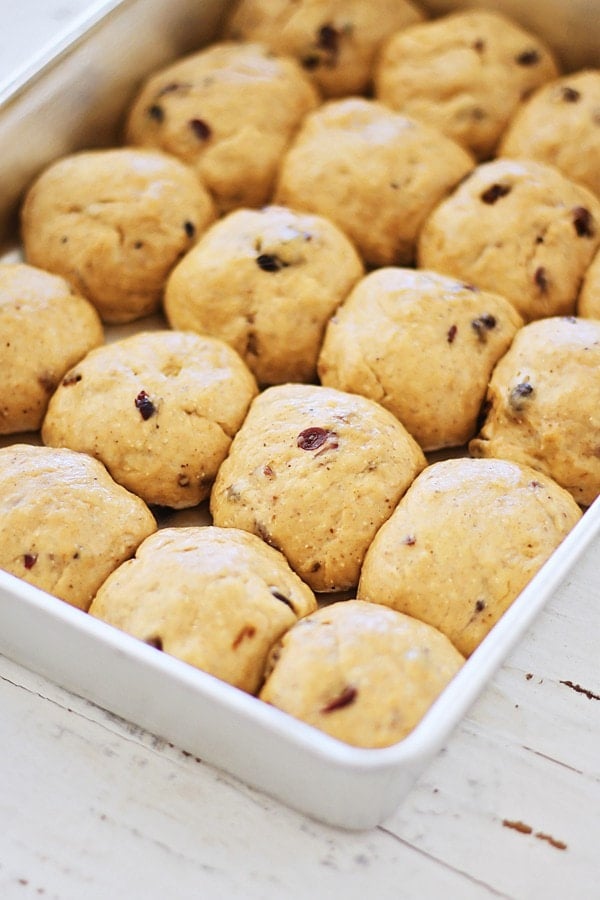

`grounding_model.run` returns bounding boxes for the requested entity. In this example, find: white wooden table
[1,3,599,898]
